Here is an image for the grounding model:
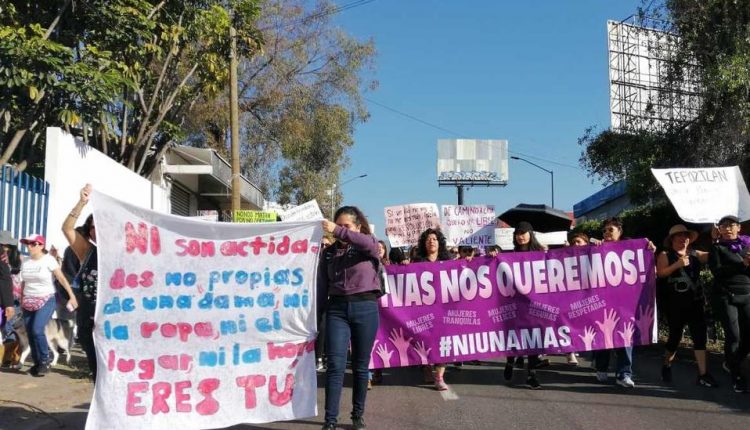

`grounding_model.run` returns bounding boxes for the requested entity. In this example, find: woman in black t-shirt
[656,224,716,387]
